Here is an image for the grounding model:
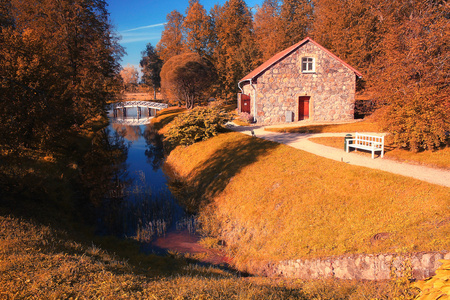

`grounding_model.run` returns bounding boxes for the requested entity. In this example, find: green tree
[160,52,216,109]
[156,10,185,62]
[140,43,163,100]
